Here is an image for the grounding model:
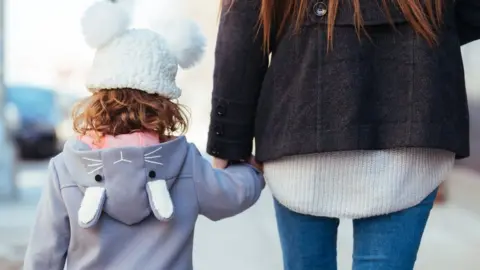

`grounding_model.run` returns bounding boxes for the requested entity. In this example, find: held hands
[248,156,264,173]
[212,158,228,169]
[212,156,263,173]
